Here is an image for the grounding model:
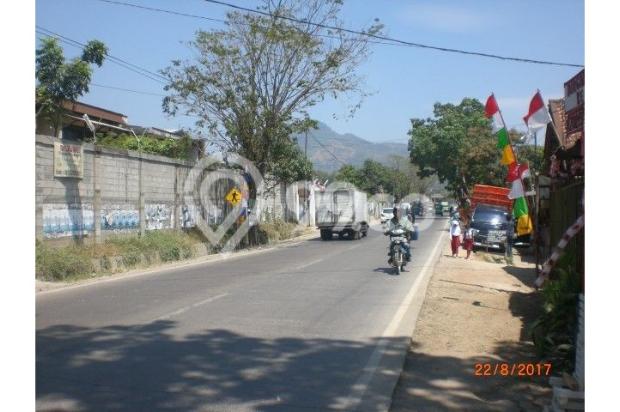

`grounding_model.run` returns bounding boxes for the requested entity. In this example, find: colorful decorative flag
[508,179,524,200]
[500,145,516,165]
[513,197,529,218]
[524,91,552,130]
[516,214,533,236]
[506,162,520,182]
[507,162,530,183]
[487,93,533,236]
[519,162,531,179]
[485,95,510,149]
